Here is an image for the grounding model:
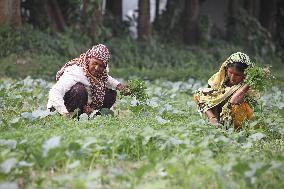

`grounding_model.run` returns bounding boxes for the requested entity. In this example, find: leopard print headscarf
[56,44,111,109]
